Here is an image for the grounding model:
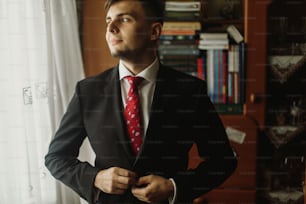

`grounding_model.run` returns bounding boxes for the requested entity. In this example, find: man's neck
[120,56,157,75]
